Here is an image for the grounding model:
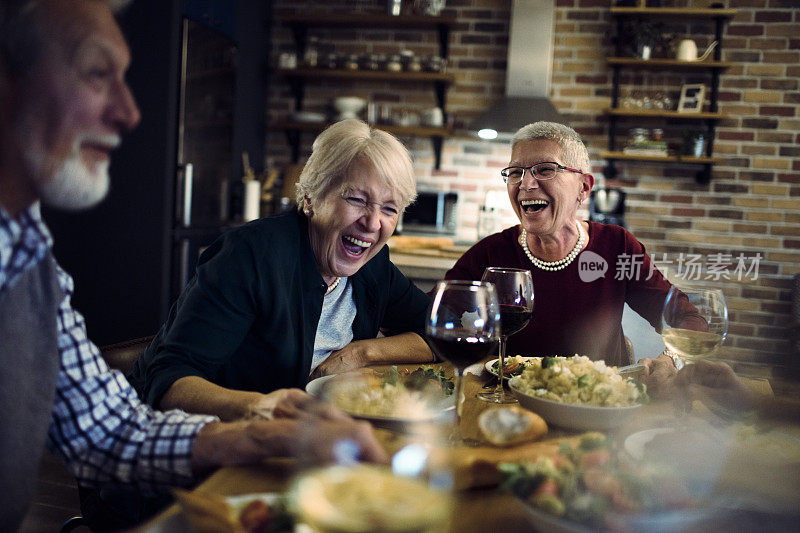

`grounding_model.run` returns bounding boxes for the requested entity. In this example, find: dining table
[135,361,800,533]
